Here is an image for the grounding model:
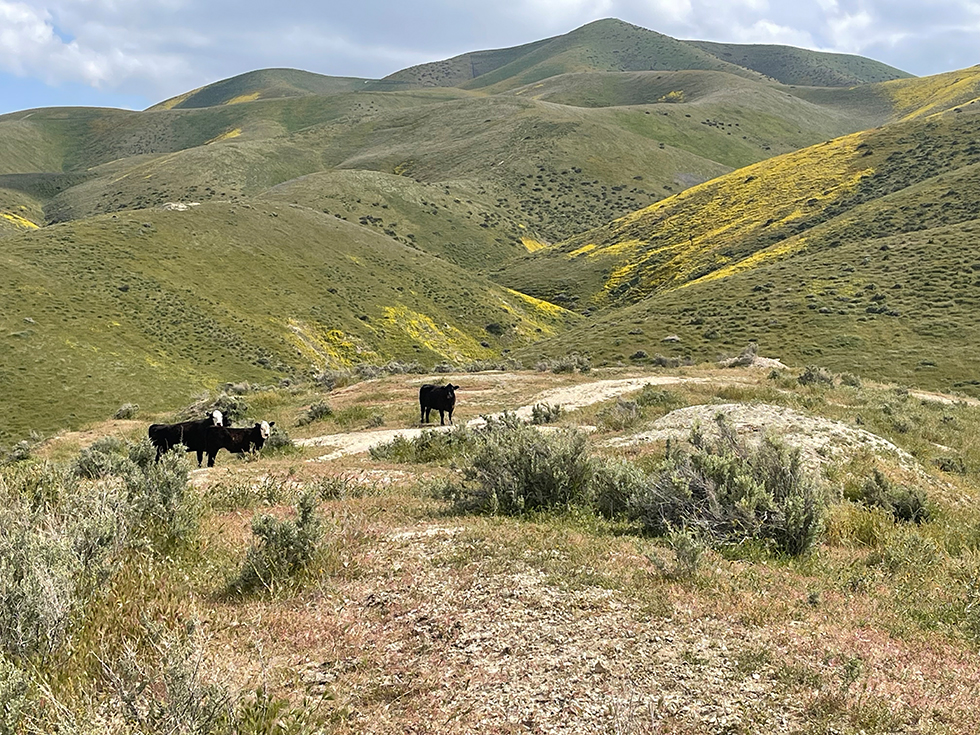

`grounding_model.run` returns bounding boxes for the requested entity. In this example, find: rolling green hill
[0,201,580,440]
[687,41,913,87]
[150,68,370,110]
[377,18,909,93]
